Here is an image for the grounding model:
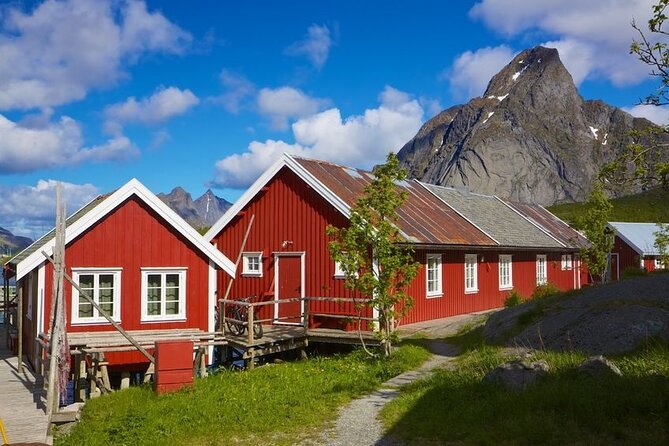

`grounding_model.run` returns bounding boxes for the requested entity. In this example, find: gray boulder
[578,355,623,377]
[484,359,550,390]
